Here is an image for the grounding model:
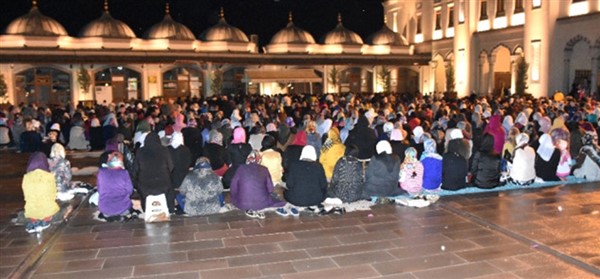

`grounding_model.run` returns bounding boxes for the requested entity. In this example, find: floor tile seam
[408,260,506,277]
[438,202,600,276]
